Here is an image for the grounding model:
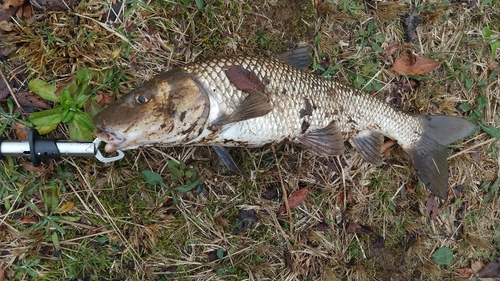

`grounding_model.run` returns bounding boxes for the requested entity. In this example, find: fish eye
[134,89,152,105]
